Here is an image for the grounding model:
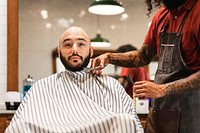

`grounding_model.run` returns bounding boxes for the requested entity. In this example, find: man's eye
[79,43,85,46]
[64,43,71,47]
